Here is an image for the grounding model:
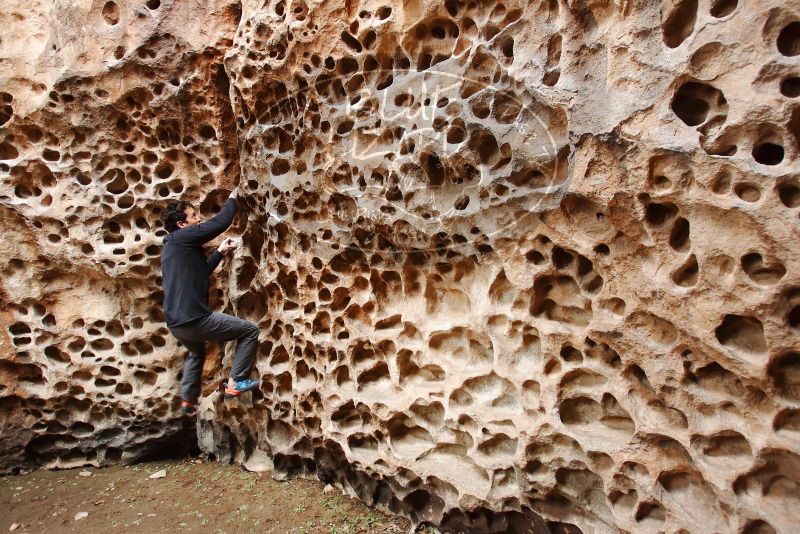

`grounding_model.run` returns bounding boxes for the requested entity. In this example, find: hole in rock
[671,81,726,126]
[272,158,290,175]
[543,34,561,86]
[672,254,698,287]
[741,253,786,285]
[778,22,800,56]
[774,409,800,434]
[508,167,544,188]
[743,520,777,534]
[559,345,583,363]
[651,173,672,191]
[781,77,800,98]
[155,163,174,179]
[492,93,522,125]
[468,130,499,166]
[447,124,465,144]
[559,396,601,425]
[715,314,767,354]
[106,173,129,194]
[336,120,354,135]
[198,125,216,140]
[0,141,19,160]
[635,501,666,525]
[102,1,120,25]
[692,430,751,459]
[734,183,761,202]
[134,425,200,463]
[669,217,690,251]
[663,0,698,48]
[711,170,731,194]
[9,322,31,335]
[526,250,545,264]
[0,94,12,127]
[552,247,573,268]
[117,195,134,209]
[645,202,678,226]
[602,297,626,316]
[786,306,800,328]
[752,142,784,165]
[791,108,800,154]
[340,32,362,53]
[471,100,490,119]
[768,352,800,401]
[594,244,610,255]
[501,37,514,58]
[453,196,469,210]
[44,346,70,363]
[710,0,737,18]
